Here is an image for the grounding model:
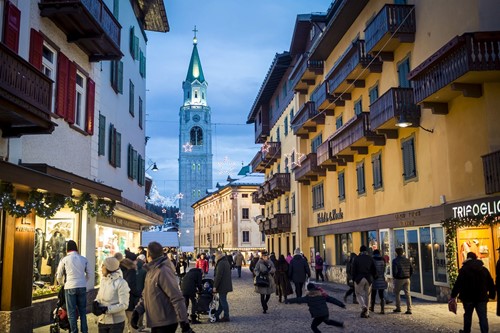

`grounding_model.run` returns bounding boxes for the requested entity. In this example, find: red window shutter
[3,1,21,53]
[66,61,77,124]
[56,52,69,118]
[29,29,44,71]
[85,78,95,135]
